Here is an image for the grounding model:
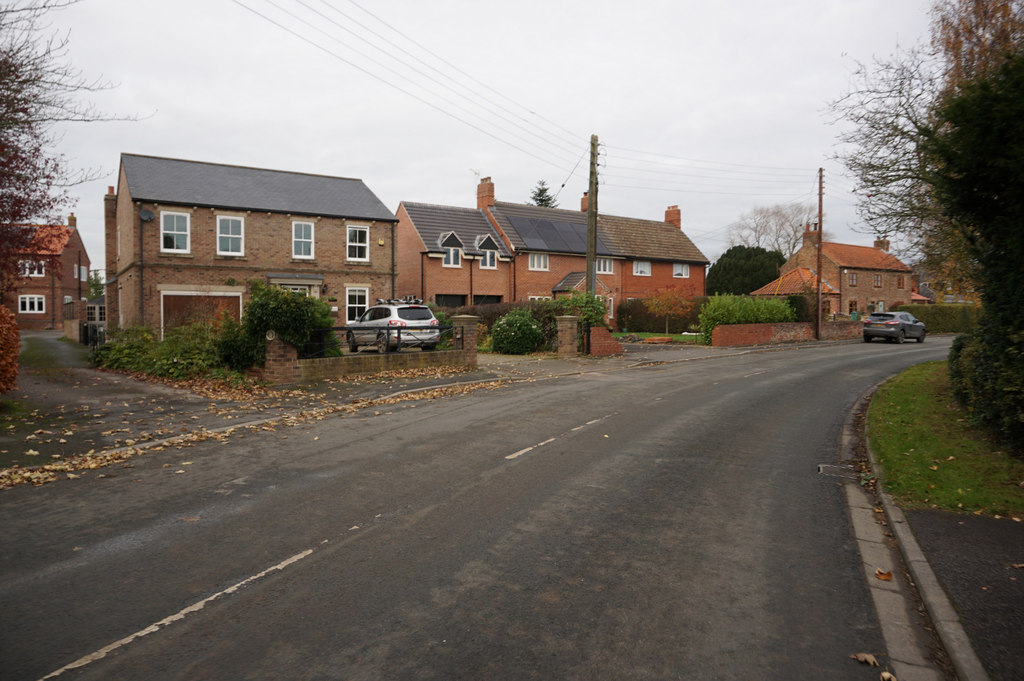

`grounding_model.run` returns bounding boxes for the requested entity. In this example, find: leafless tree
[726,203,820,259]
